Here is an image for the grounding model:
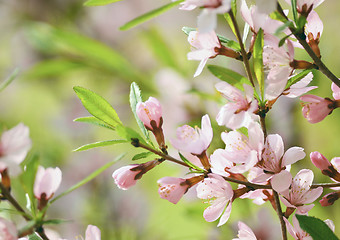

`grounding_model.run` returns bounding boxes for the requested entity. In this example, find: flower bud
[157,175,204,204]
[34,166,62,201]
[136,97,162,131]
[320,191,340,207]
[310,151,332,171]
[85,225,101,240]
[112,160,161,190]
[300,95,335,123]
